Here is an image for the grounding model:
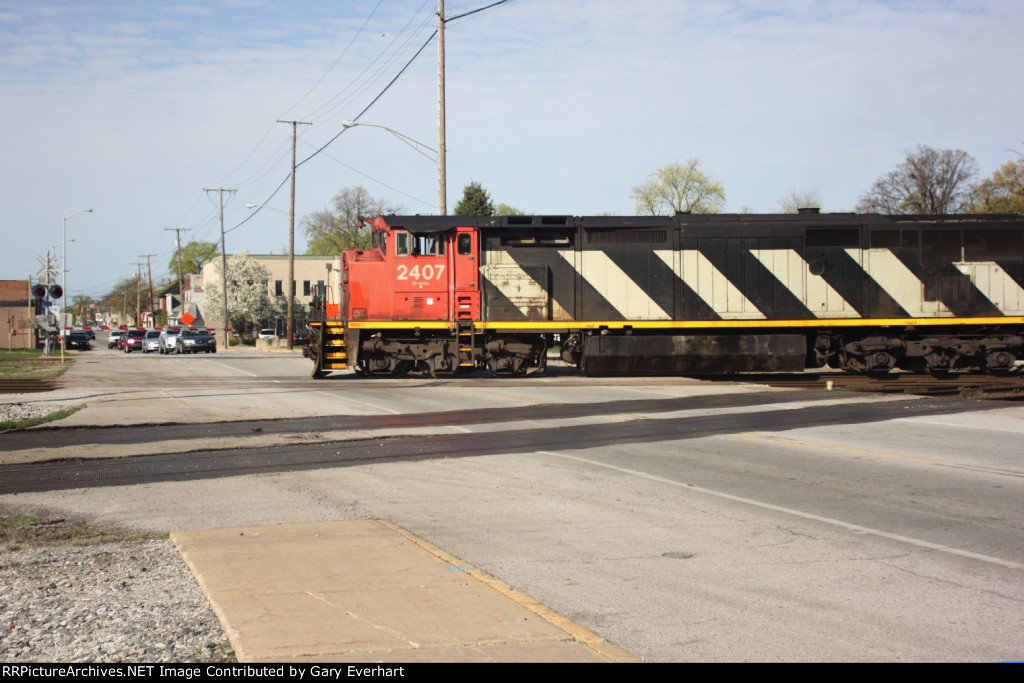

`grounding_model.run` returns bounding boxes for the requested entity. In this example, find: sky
[2,0,1022,302]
